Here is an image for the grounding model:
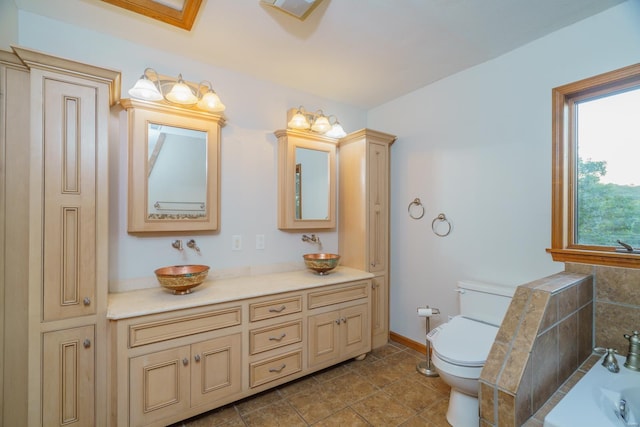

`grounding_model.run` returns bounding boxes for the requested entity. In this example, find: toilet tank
[458,280,515,326]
